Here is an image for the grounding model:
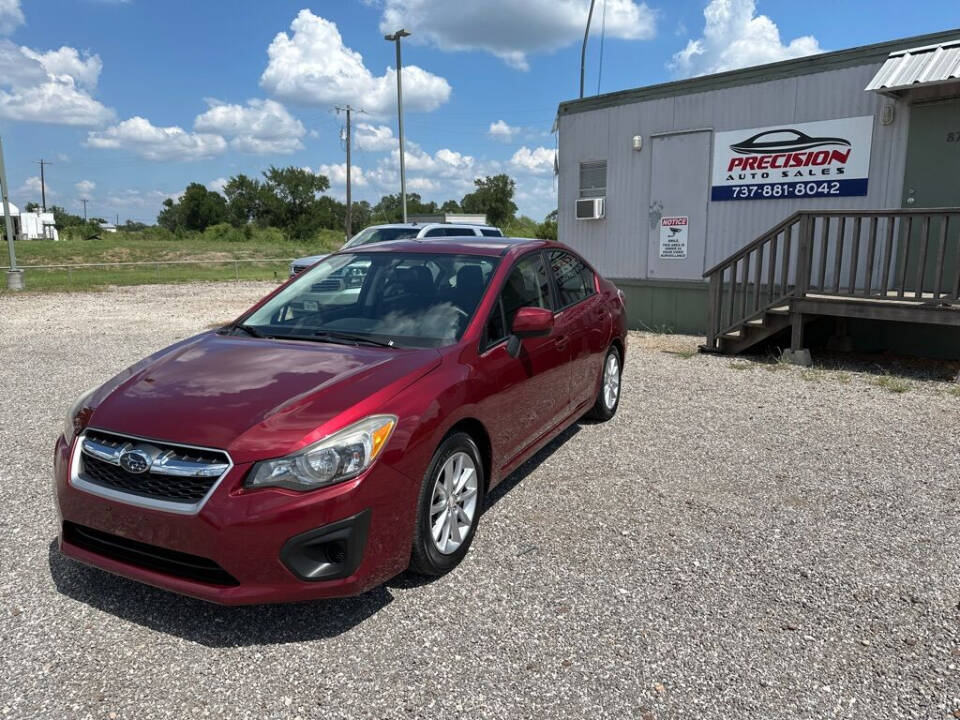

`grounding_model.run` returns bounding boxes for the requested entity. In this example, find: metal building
[556,29,960,349]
